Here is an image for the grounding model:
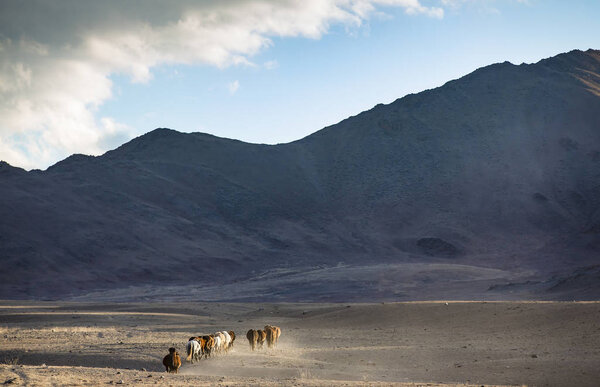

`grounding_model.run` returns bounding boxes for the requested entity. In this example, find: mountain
[1,49,600,301]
